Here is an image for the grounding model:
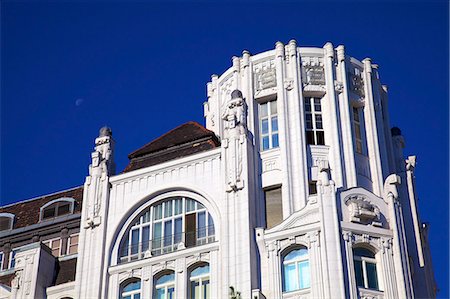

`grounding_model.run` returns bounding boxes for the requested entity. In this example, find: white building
[0,40,436,299]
